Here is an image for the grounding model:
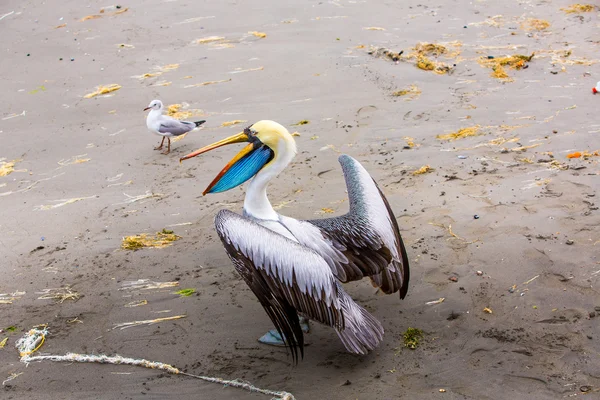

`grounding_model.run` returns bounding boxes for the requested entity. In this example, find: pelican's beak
[143,107,151,111]
[180,132,274,195]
